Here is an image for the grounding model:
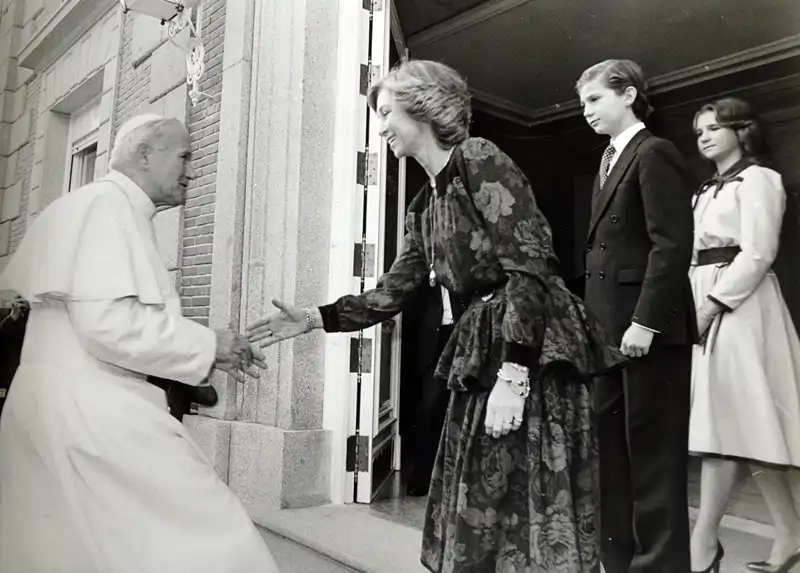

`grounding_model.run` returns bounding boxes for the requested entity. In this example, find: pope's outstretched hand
[213,330,267,382]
